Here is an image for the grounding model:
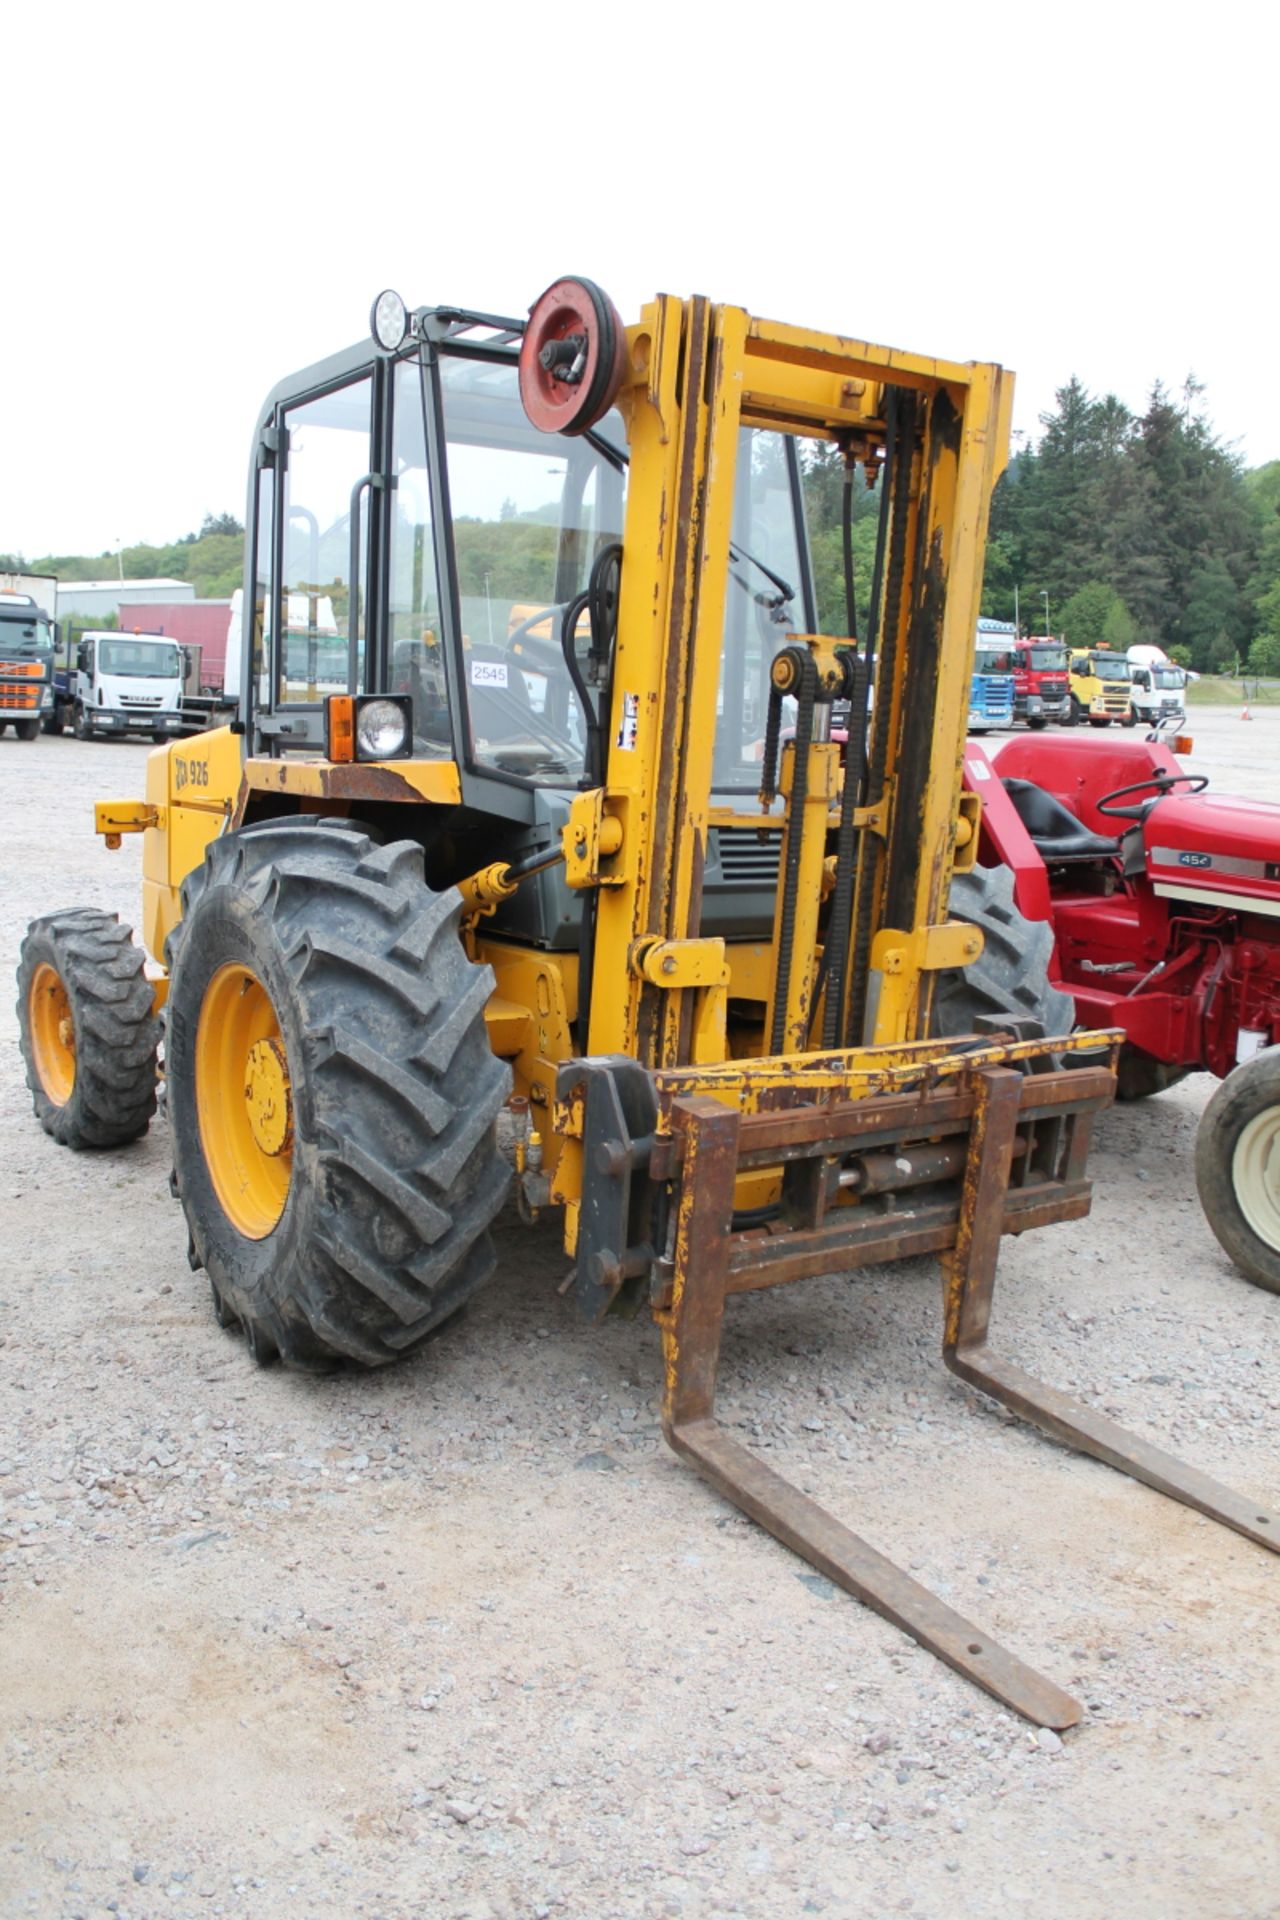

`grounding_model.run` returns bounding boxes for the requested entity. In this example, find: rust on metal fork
[654,1061,1279,1729]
